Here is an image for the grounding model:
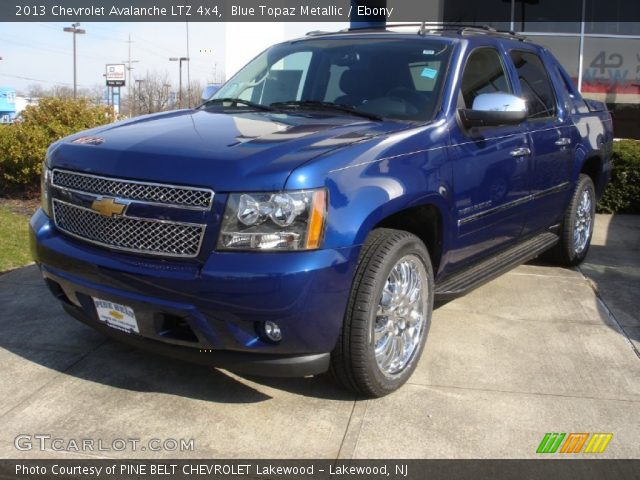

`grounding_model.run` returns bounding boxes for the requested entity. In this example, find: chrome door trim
[458,182,570,227]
